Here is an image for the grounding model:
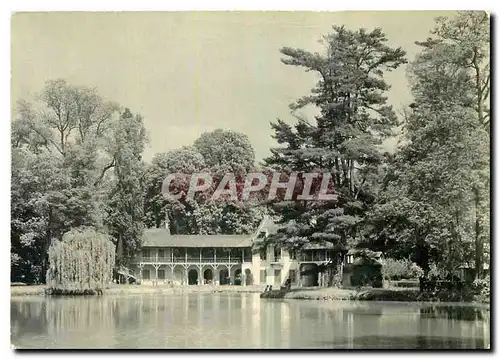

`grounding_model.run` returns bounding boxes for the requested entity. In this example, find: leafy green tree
[143,146,206,233]
[11,148,70,283]
[193,201,264,235]
[264,26,406,285]
[144,130,263,235]
[104,109,147,265]
[371,12,490,277]
[412,11,490,278]
[193,129,255,174]
[11,79,146,282]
